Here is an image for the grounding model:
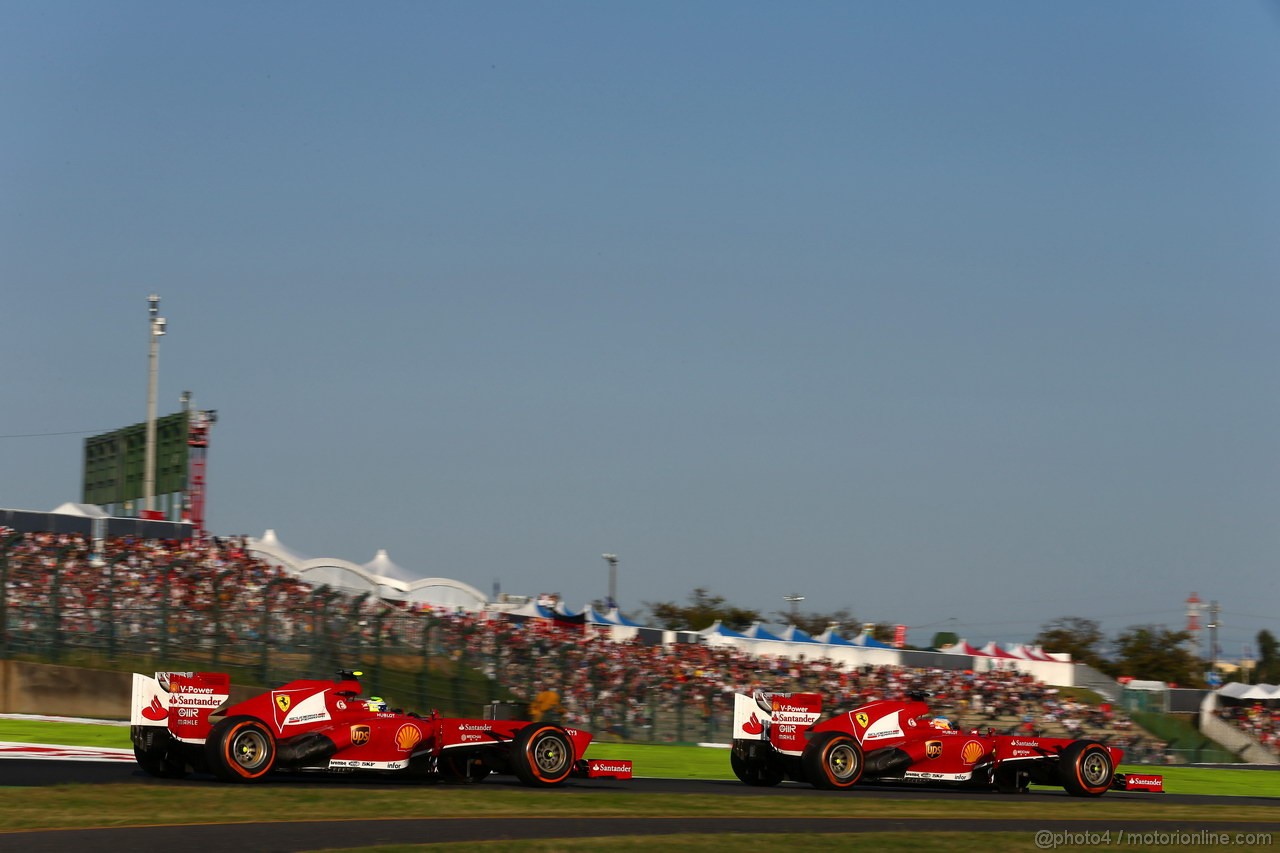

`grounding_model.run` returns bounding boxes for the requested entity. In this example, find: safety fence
[0,534,749,743]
